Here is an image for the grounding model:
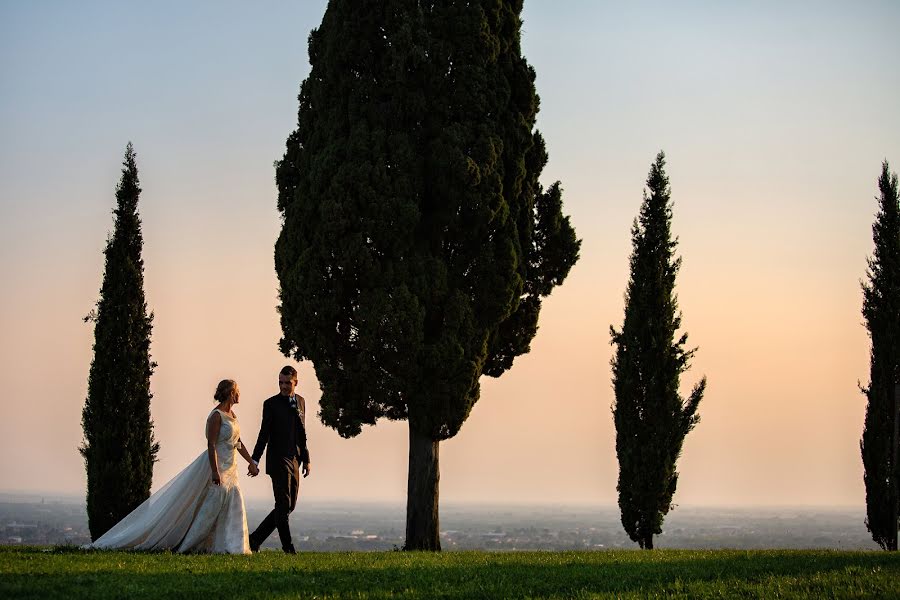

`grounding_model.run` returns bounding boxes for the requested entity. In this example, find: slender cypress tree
[610,151,706,550]
[861,160,900,551]
[275,0,579,550]
[81,142,158,541]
